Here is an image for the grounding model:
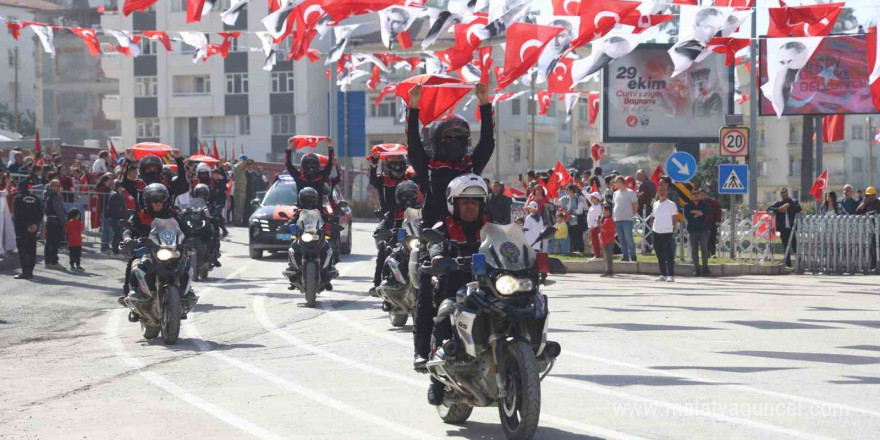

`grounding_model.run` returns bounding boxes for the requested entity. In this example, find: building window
[852,125,864,140]
[229,36,245,52]
[789,160,801,177]
[513,138,521,163]
[511,98,521,116]
[271,72,294,93]
[136,118,160,138]
[577,102,586,121]
[173,75,211,95]
[238,115,250,135]
[170,0,186,12]
[853,157,864,172]
[139,38,158,56]
[272,114,295,135]
[135,76,158,97]
[7,48,14,67]
[789,124,802,143]
[371,99,397,118]
[548,101,557,118]
[201,116,236,136]
[226,73,248,94]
